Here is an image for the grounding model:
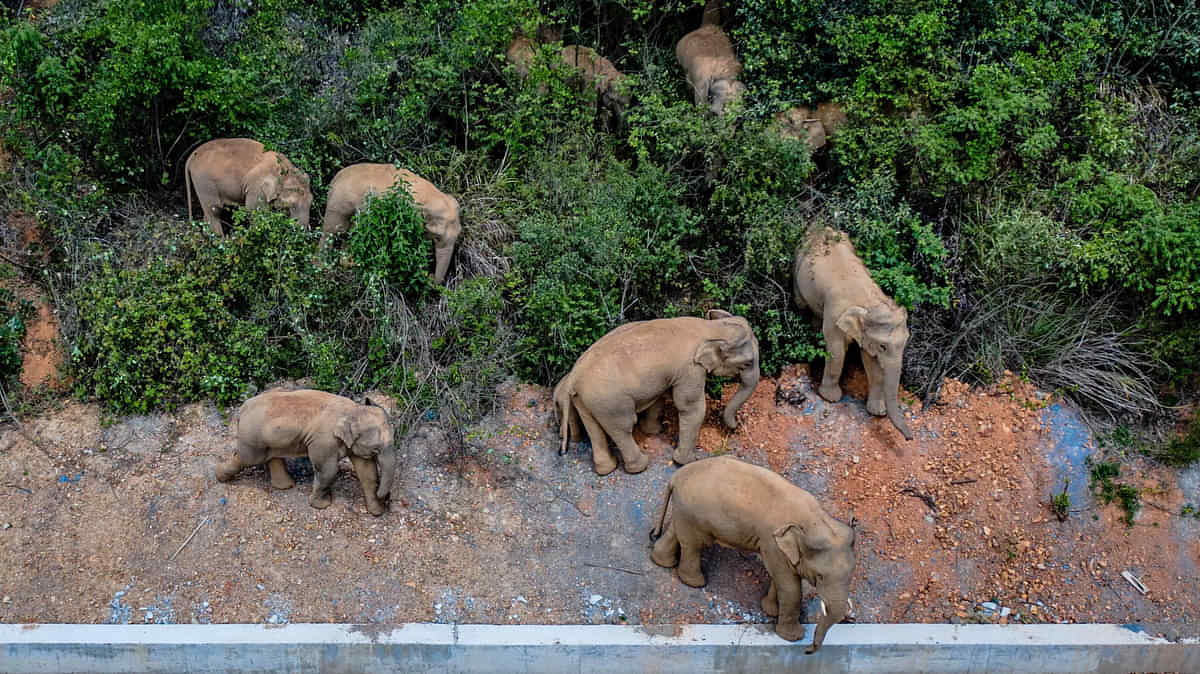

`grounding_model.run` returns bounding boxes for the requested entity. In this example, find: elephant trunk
[884,365,913,440]
[722,362,759,429]
[293,205,311,230]
[433,241,454,285]
[807,596,848,654]
[375,446,397,500]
